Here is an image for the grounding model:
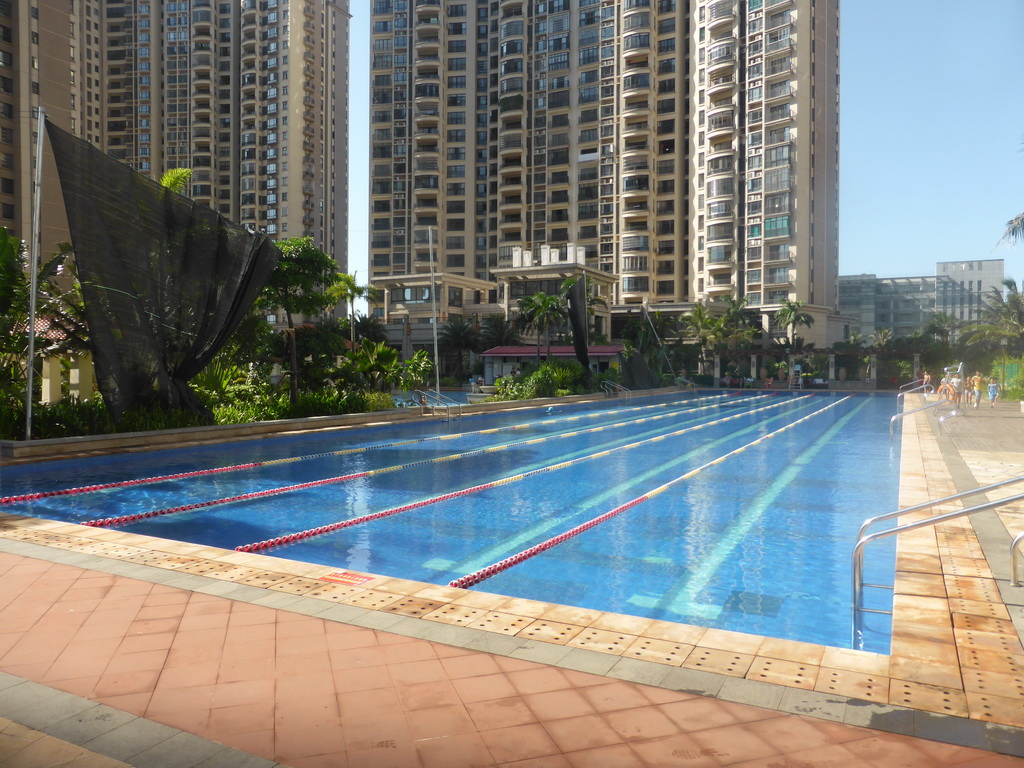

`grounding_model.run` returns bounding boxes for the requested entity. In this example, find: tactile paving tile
[516,619,585,645]
[965,691,1024,727]
[953,628,1024,655]
[121,550,177,565]
[173,558,237,576]
[948,597,1011,620]
[269,576,328,595]
[942,558,993,579]
[889,679,968,717]
[303,582,364,601]
[814,667,889,702]
[380,596,445,617]
[959,647,1024,676]
[422,603,486,625]
[237,571,294,588]
[209,565,266,582]
[961,667,1024,700]
[341,589,404,609]
[943,576,1002,602]
[465,611,532,635]
[623,636,693,666]
[682,647,753,677]
[952,613,1019,636]
[745,656,817,690]
[566,627,638,655]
